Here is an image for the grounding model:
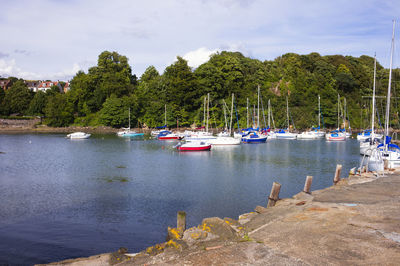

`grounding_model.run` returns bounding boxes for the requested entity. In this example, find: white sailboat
[208,93,241,145]
[298,95,325,139]
[276,96,297,139]
[360,54,384,156]
[377,21,400,169]
[117,108,144,137]
[325,94,346,141]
